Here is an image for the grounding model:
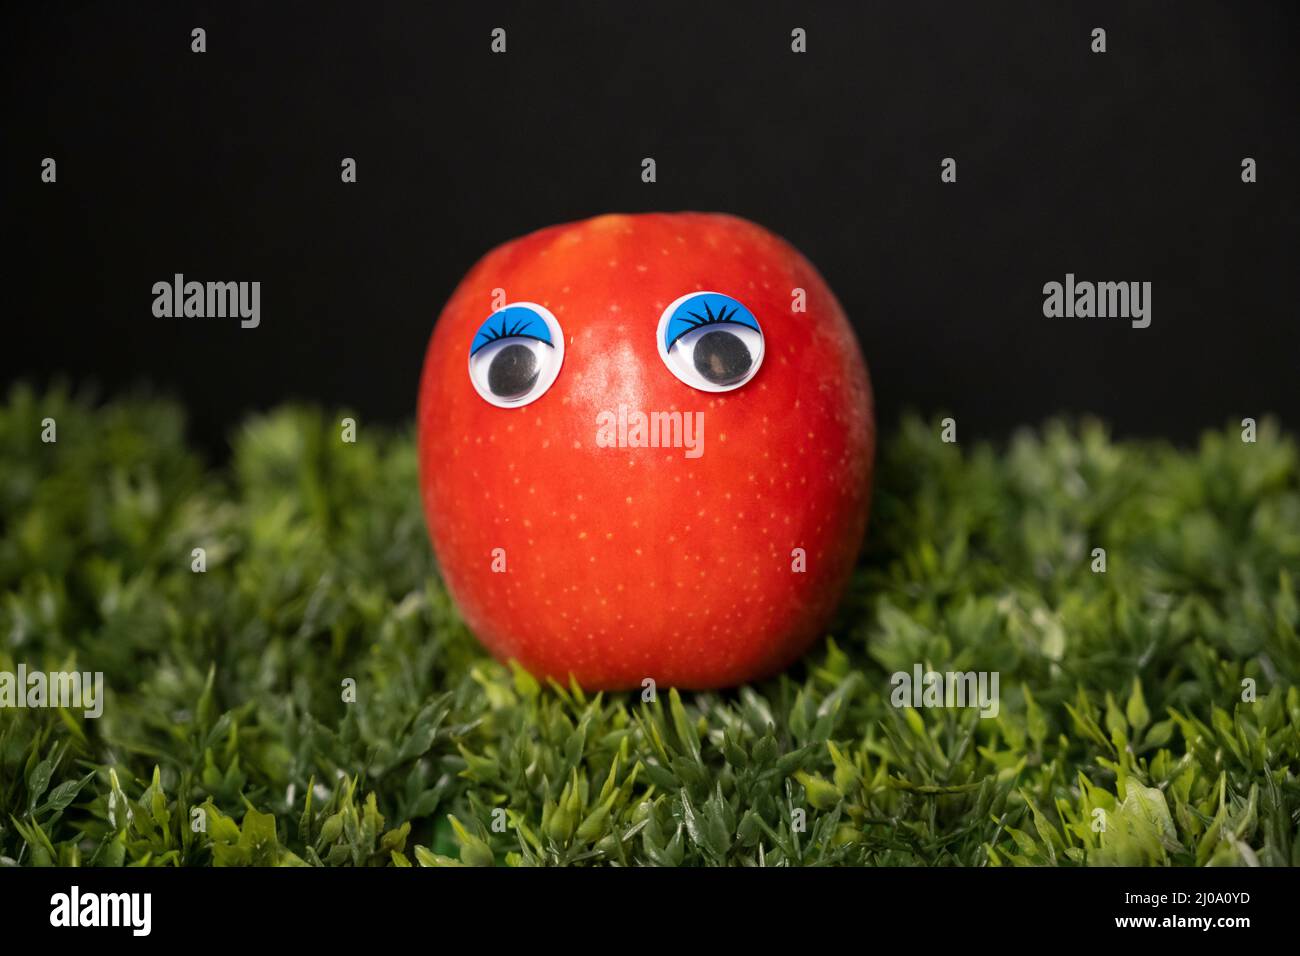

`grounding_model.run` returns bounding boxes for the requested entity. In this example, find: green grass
[1,383,1297,867]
